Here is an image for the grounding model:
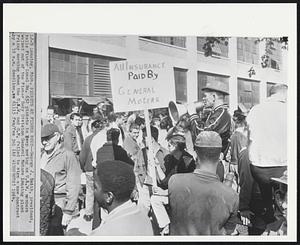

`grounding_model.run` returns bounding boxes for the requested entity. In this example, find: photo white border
[3,3,297,242]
